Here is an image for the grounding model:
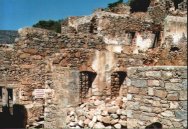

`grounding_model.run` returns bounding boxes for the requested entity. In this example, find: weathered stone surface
[148,80,160,86]
[179,91,187,100]
[167,93,179,101]
[165,83,182,91]
[128,87,139,94]
[131,79,147,87]
[146,71,161,78]
[175,110,187,120]
[161,111,174,117]
[154,90,167,99]
[94,122,105,128]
